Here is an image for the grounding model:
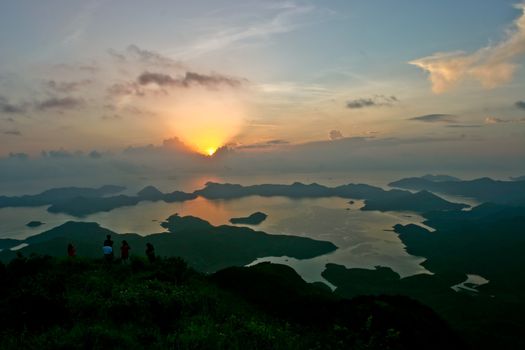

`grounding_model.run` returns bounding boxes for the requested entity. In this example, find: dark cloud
[516,101,525,110]
[346,95,398,109]
[3,130,21,136]
[101,114,122,121]
[409,114,457,123]
[45,79,92,93]
[266,139,289,145]
[0,96,27,114]
[137,71,243,88]
[107,82,146,97]
[36,97,84,111]
[41,149,77,158]
[236,139,290,150]
[446,124,482,128]
[329,130,343,140]
[8,152,29,160]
